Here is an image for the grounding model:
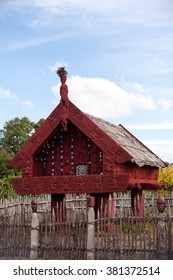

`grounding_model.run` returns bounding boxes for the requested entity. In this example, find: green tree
[0,147,13,179]
[34,118,45,131]
[0,116,44,198]
[0,175,19,198]
[0,117,44,155]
